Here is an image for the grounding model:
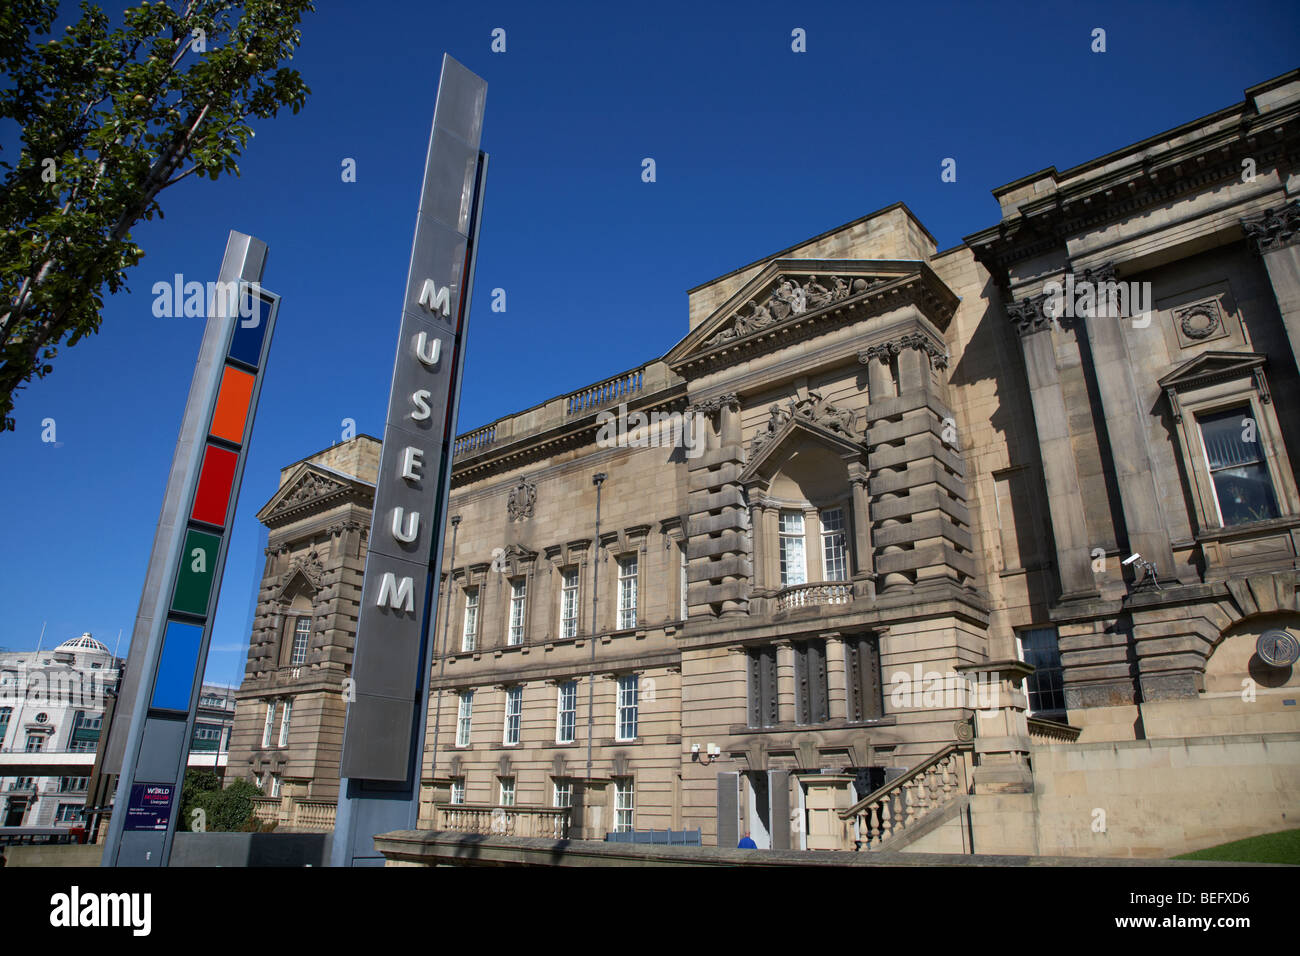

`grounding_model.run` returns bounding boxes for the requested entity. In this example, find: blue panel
[226,293,272,368]
[152,621,203,711]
